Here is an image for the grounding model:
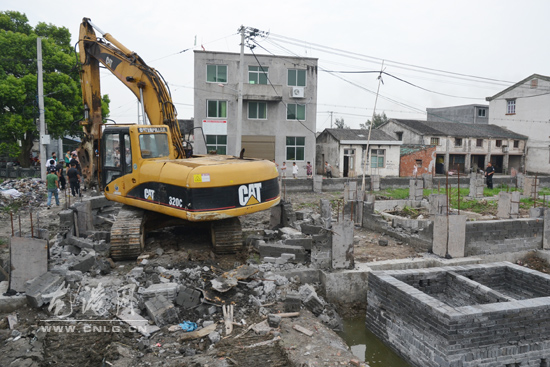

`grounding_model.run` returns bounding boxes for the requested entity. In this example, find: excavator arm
[78,17,185,186]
